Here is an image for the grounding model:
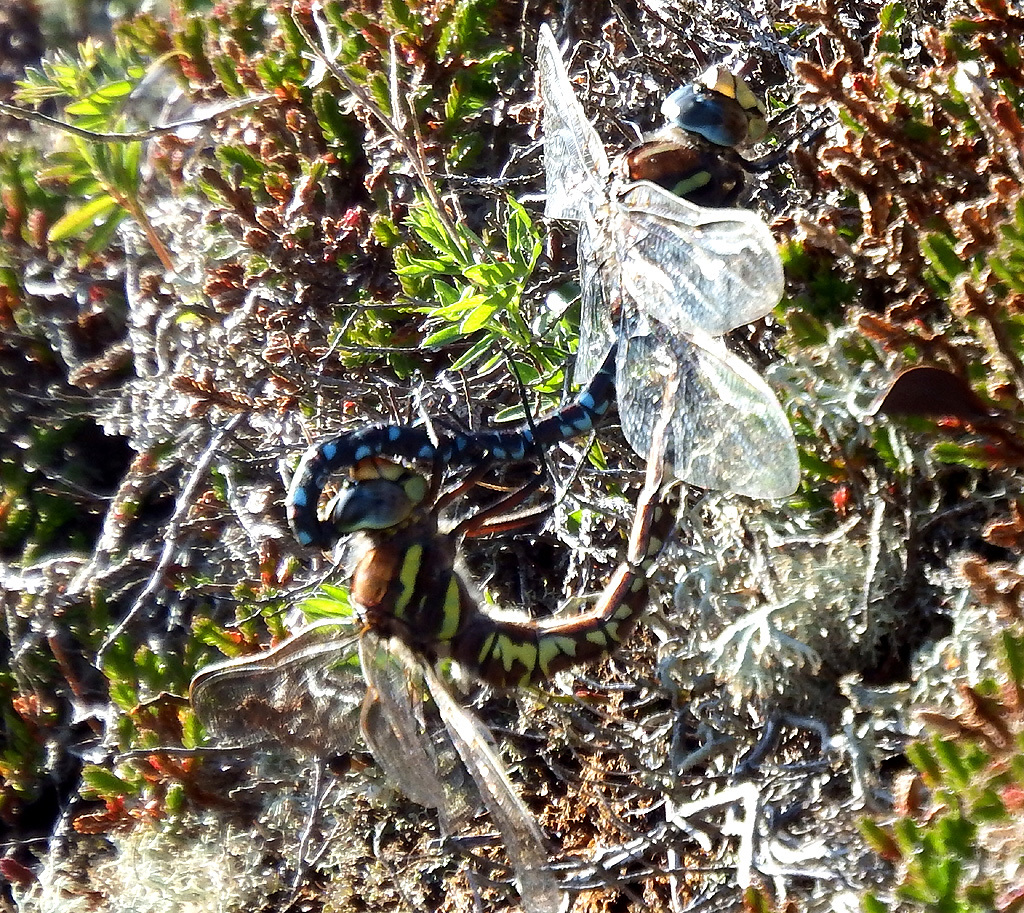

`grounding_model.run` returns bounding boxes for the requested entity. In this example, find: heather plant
[862,627,1024,912]
[3,0,1024,911]
[780,1,1024,910]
